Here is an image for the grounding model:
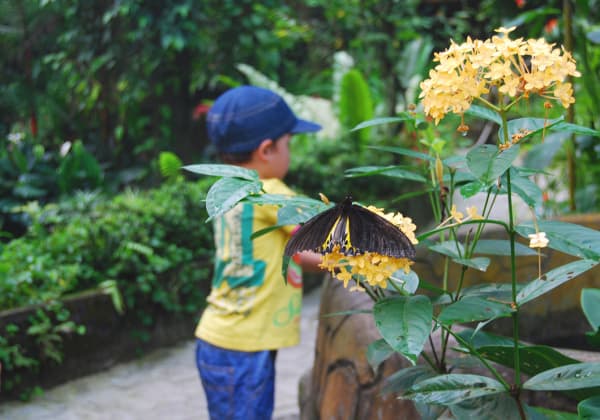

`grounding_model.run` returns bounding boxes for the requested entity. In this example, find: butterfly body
[284,196,415,259]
